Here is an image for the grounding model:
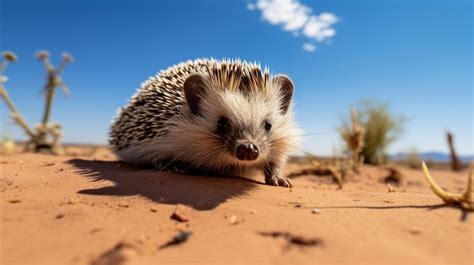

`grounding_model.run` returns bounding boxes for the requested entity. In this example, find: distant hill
[391,152,474,163]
